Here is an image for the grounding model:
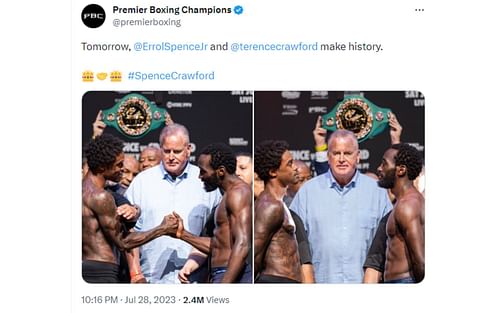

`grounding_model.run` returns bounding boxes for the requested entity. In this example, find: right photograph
[253,91,425,284]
